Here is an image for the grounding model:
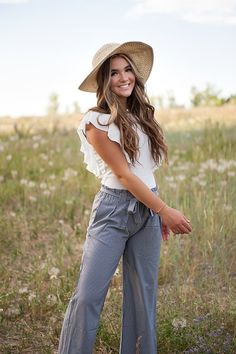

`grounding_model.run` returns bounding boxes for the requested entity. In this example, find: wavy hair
[90,53,168,165]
